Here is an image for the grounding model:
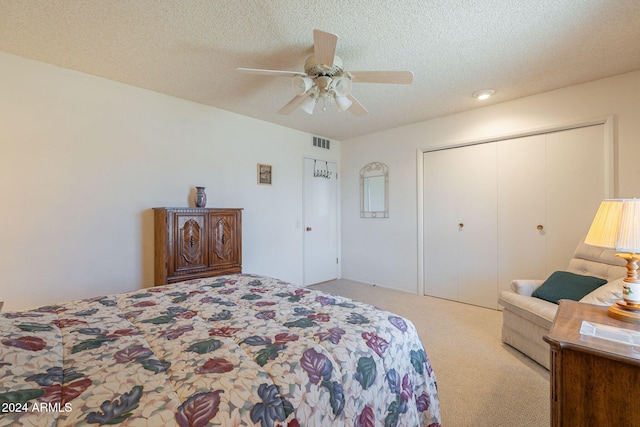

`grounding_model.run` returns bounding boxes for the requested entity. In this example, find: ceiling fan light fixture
[300,95,317,115]
[473,89,495,100]
[293,76,314,96]
[315,76,333,94]
[333,76,352,97]
[335,95,353,112]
